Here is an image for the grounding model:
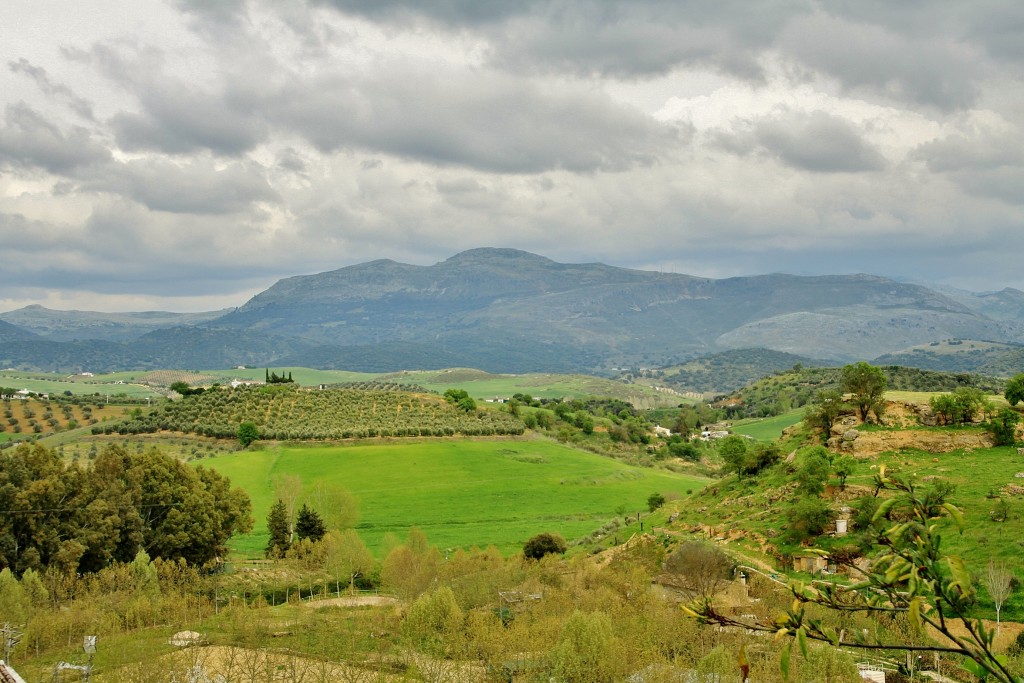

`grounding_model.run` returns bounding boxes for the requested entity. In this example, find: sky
[1,0,1023,313]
